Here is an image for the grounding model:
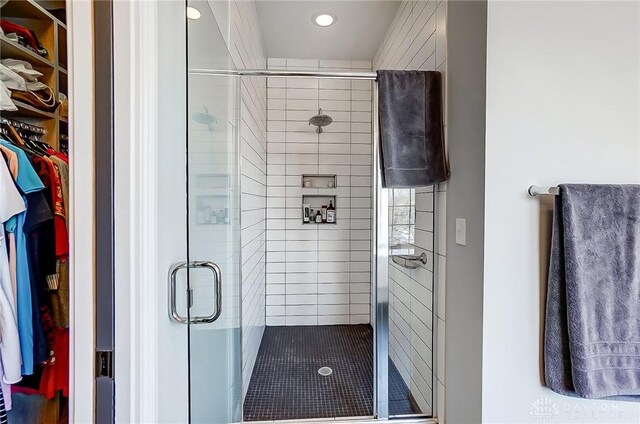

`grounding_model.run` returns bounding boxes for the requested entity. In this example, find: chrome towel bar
[528,185,560,197]
[391,252,428,269]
